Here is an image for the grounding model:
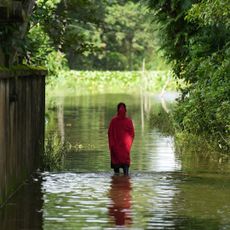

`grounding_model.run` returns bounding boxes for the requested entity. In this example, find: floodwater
[1,93,230,230]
